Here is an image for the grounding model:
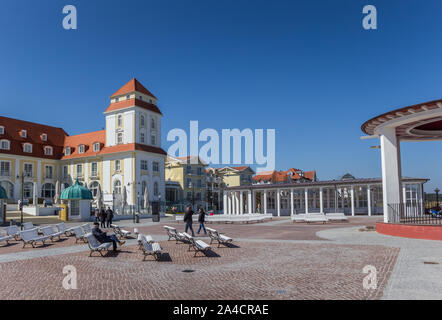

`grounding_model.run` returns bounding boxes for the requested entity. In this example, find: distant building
[253,168,317,184]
